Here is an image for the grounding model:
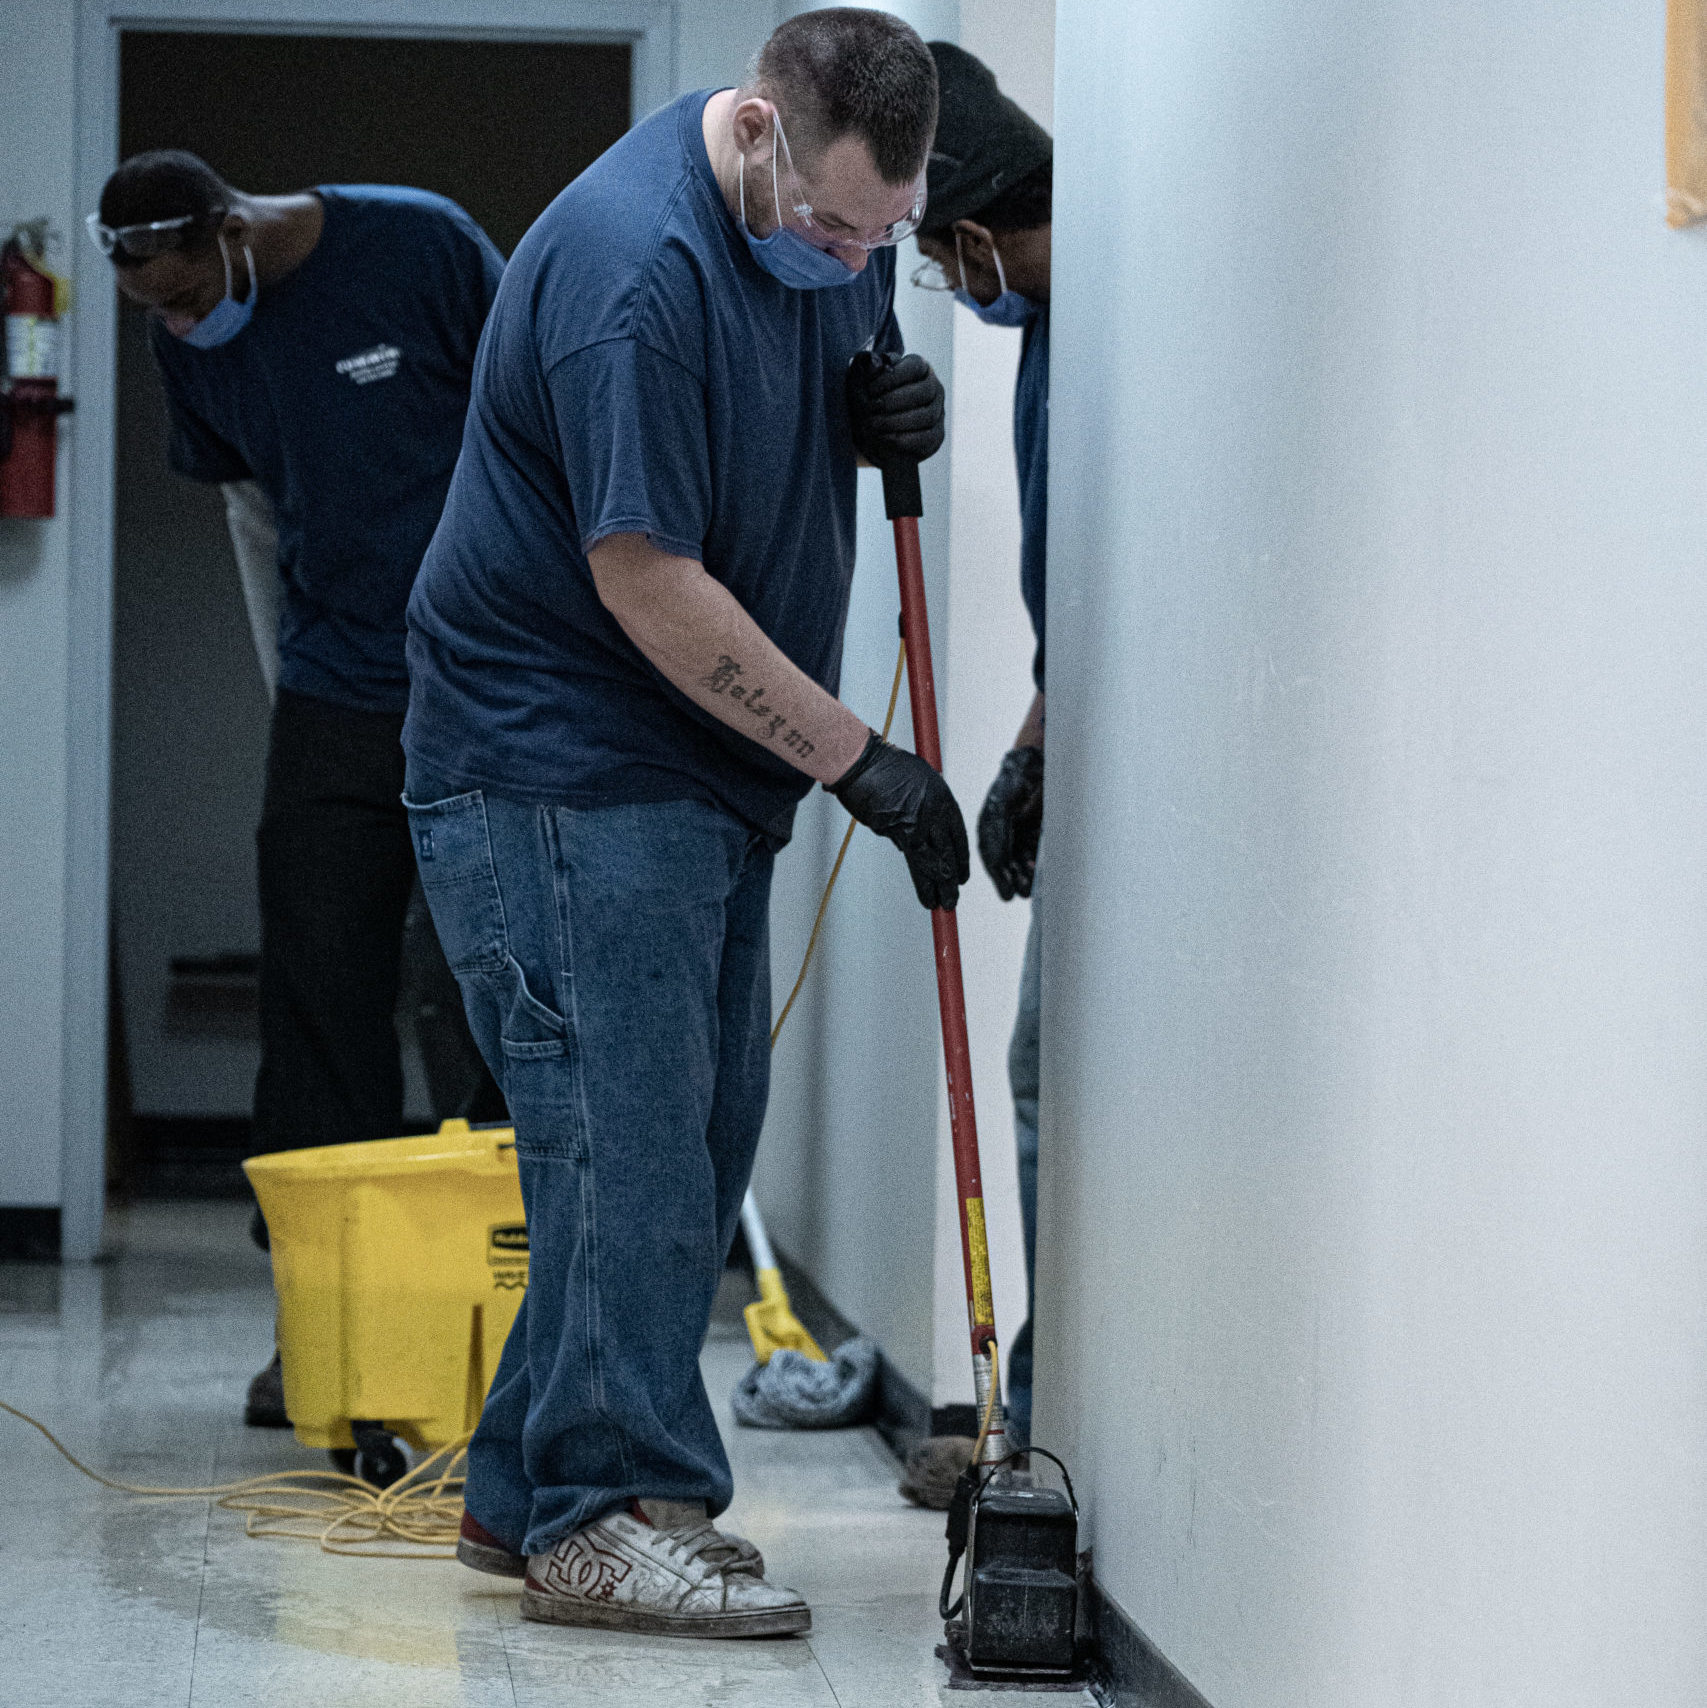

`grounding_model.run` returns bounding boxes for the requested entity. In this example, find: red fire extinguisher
[1,223,75,519]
